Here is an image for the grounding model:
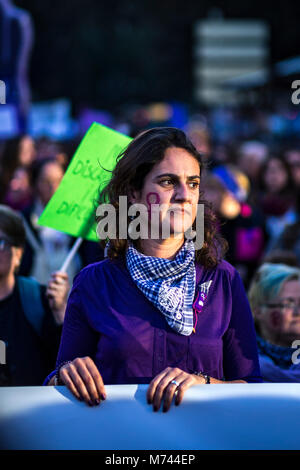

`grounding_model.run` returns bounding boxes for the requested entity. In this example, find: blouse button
[176,313,182,320]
